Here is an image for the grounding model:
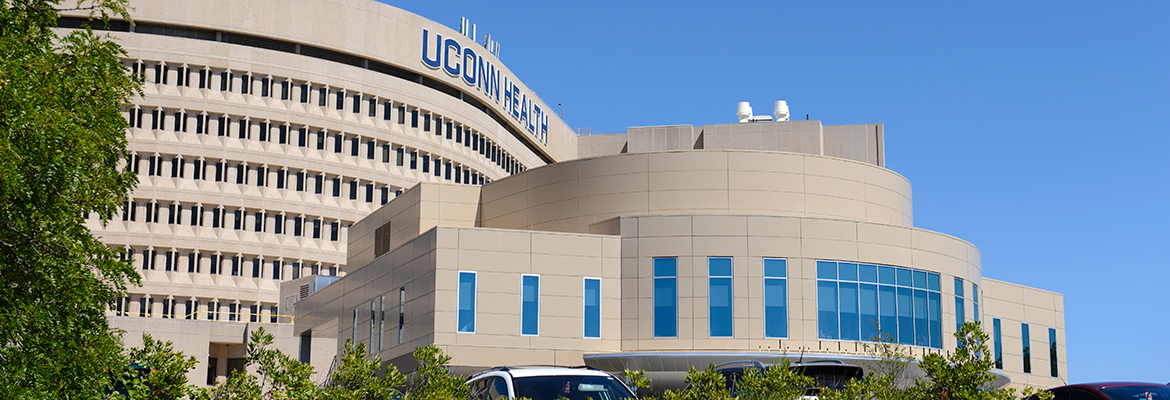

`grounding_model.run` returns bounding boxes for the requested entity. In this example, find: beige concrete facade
[60,0,572,386]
